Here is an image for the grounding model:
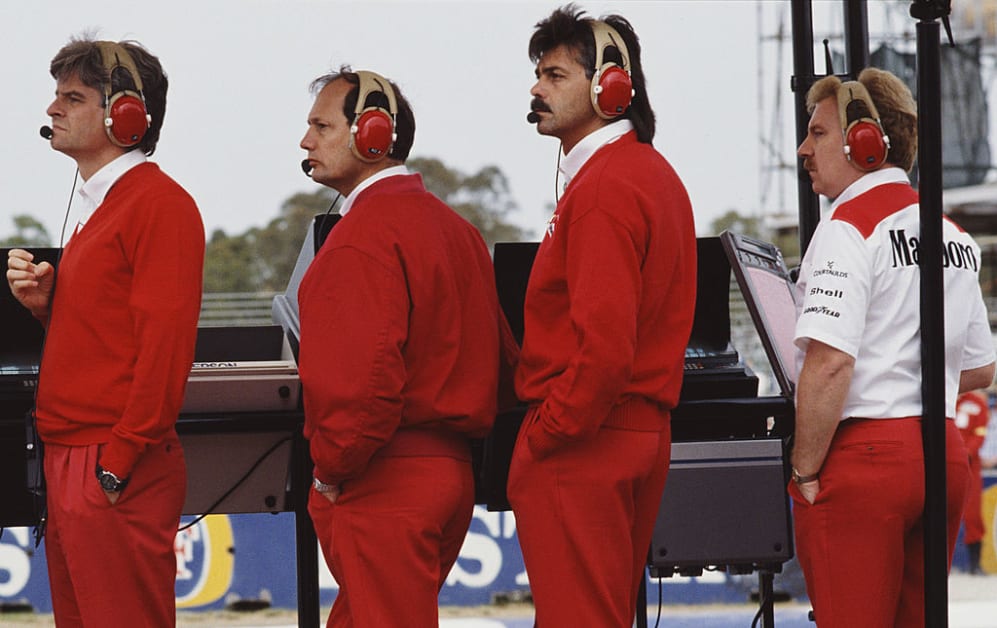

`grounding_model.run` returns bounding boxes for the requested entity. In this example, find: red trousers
[308,431,474,628]
[791,418,969,628]
[507,406,670,628]
[44,435,186,628]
